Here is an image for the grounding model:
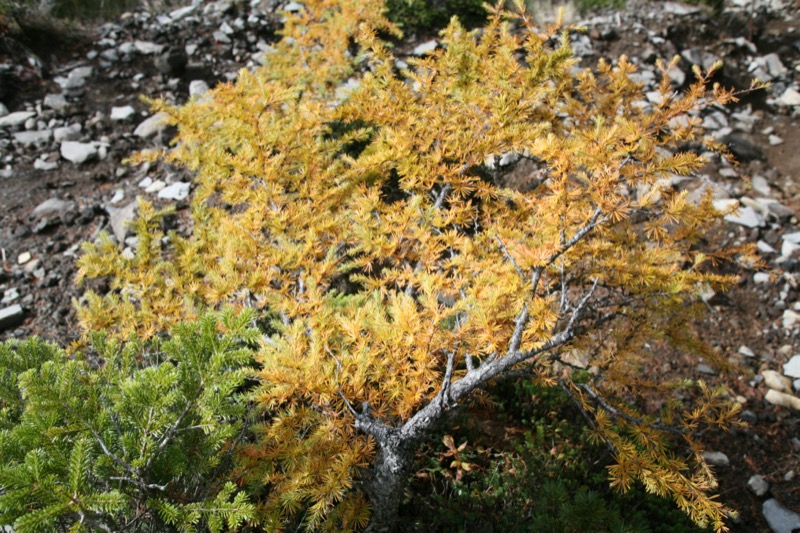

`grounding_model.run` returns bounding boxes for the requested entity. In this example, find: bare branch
[579,383,688,436]
[436,350,457,409]
[494,231,526,281]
